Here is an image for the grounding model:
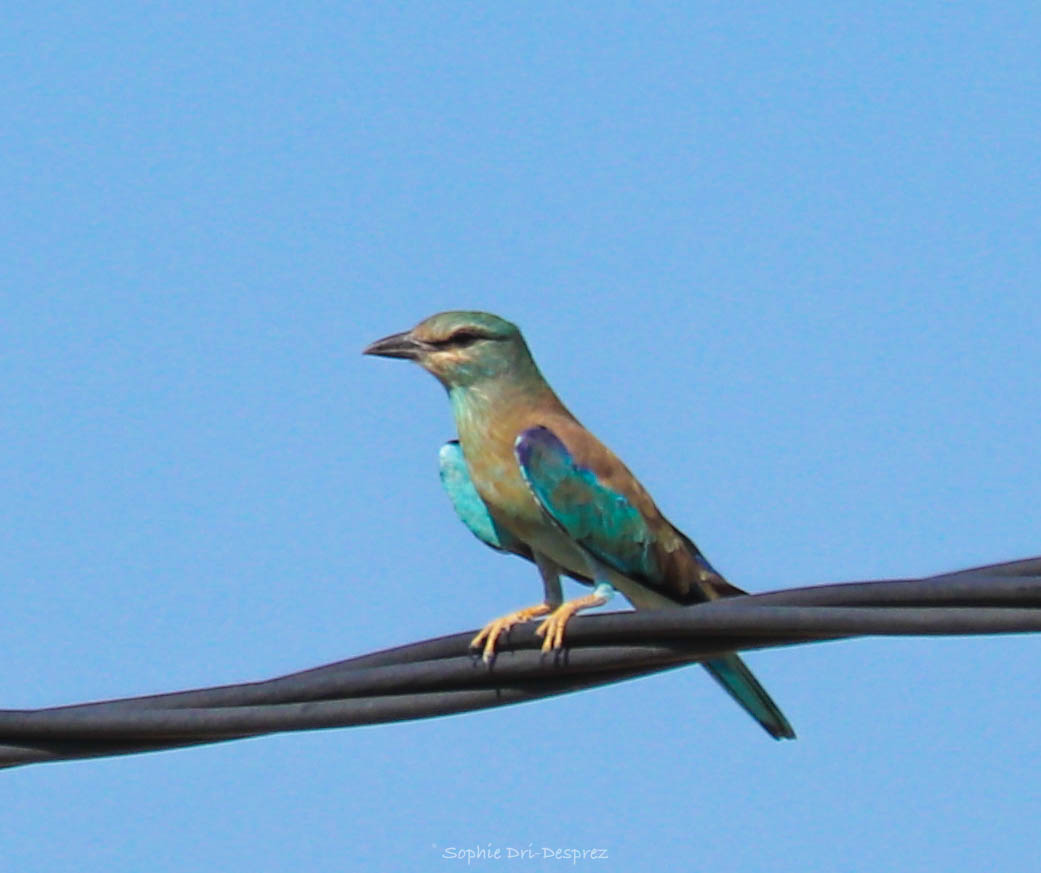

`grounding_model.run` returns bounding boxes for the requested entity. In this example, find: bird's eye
[447,330,482,346]
[428,330,484,349]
